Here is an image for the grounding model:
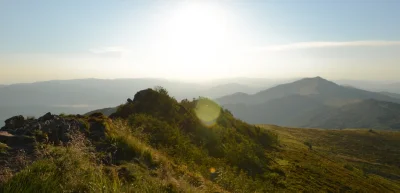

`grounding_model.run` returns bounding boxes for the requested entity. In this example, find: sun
[165,2,228,49]
[157,2,233,79]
